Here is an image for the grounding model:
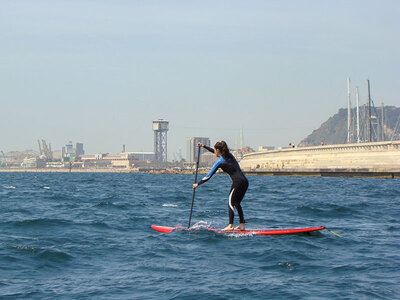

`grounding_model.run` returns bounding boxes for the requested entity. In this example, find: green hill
[299,106,400,146]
